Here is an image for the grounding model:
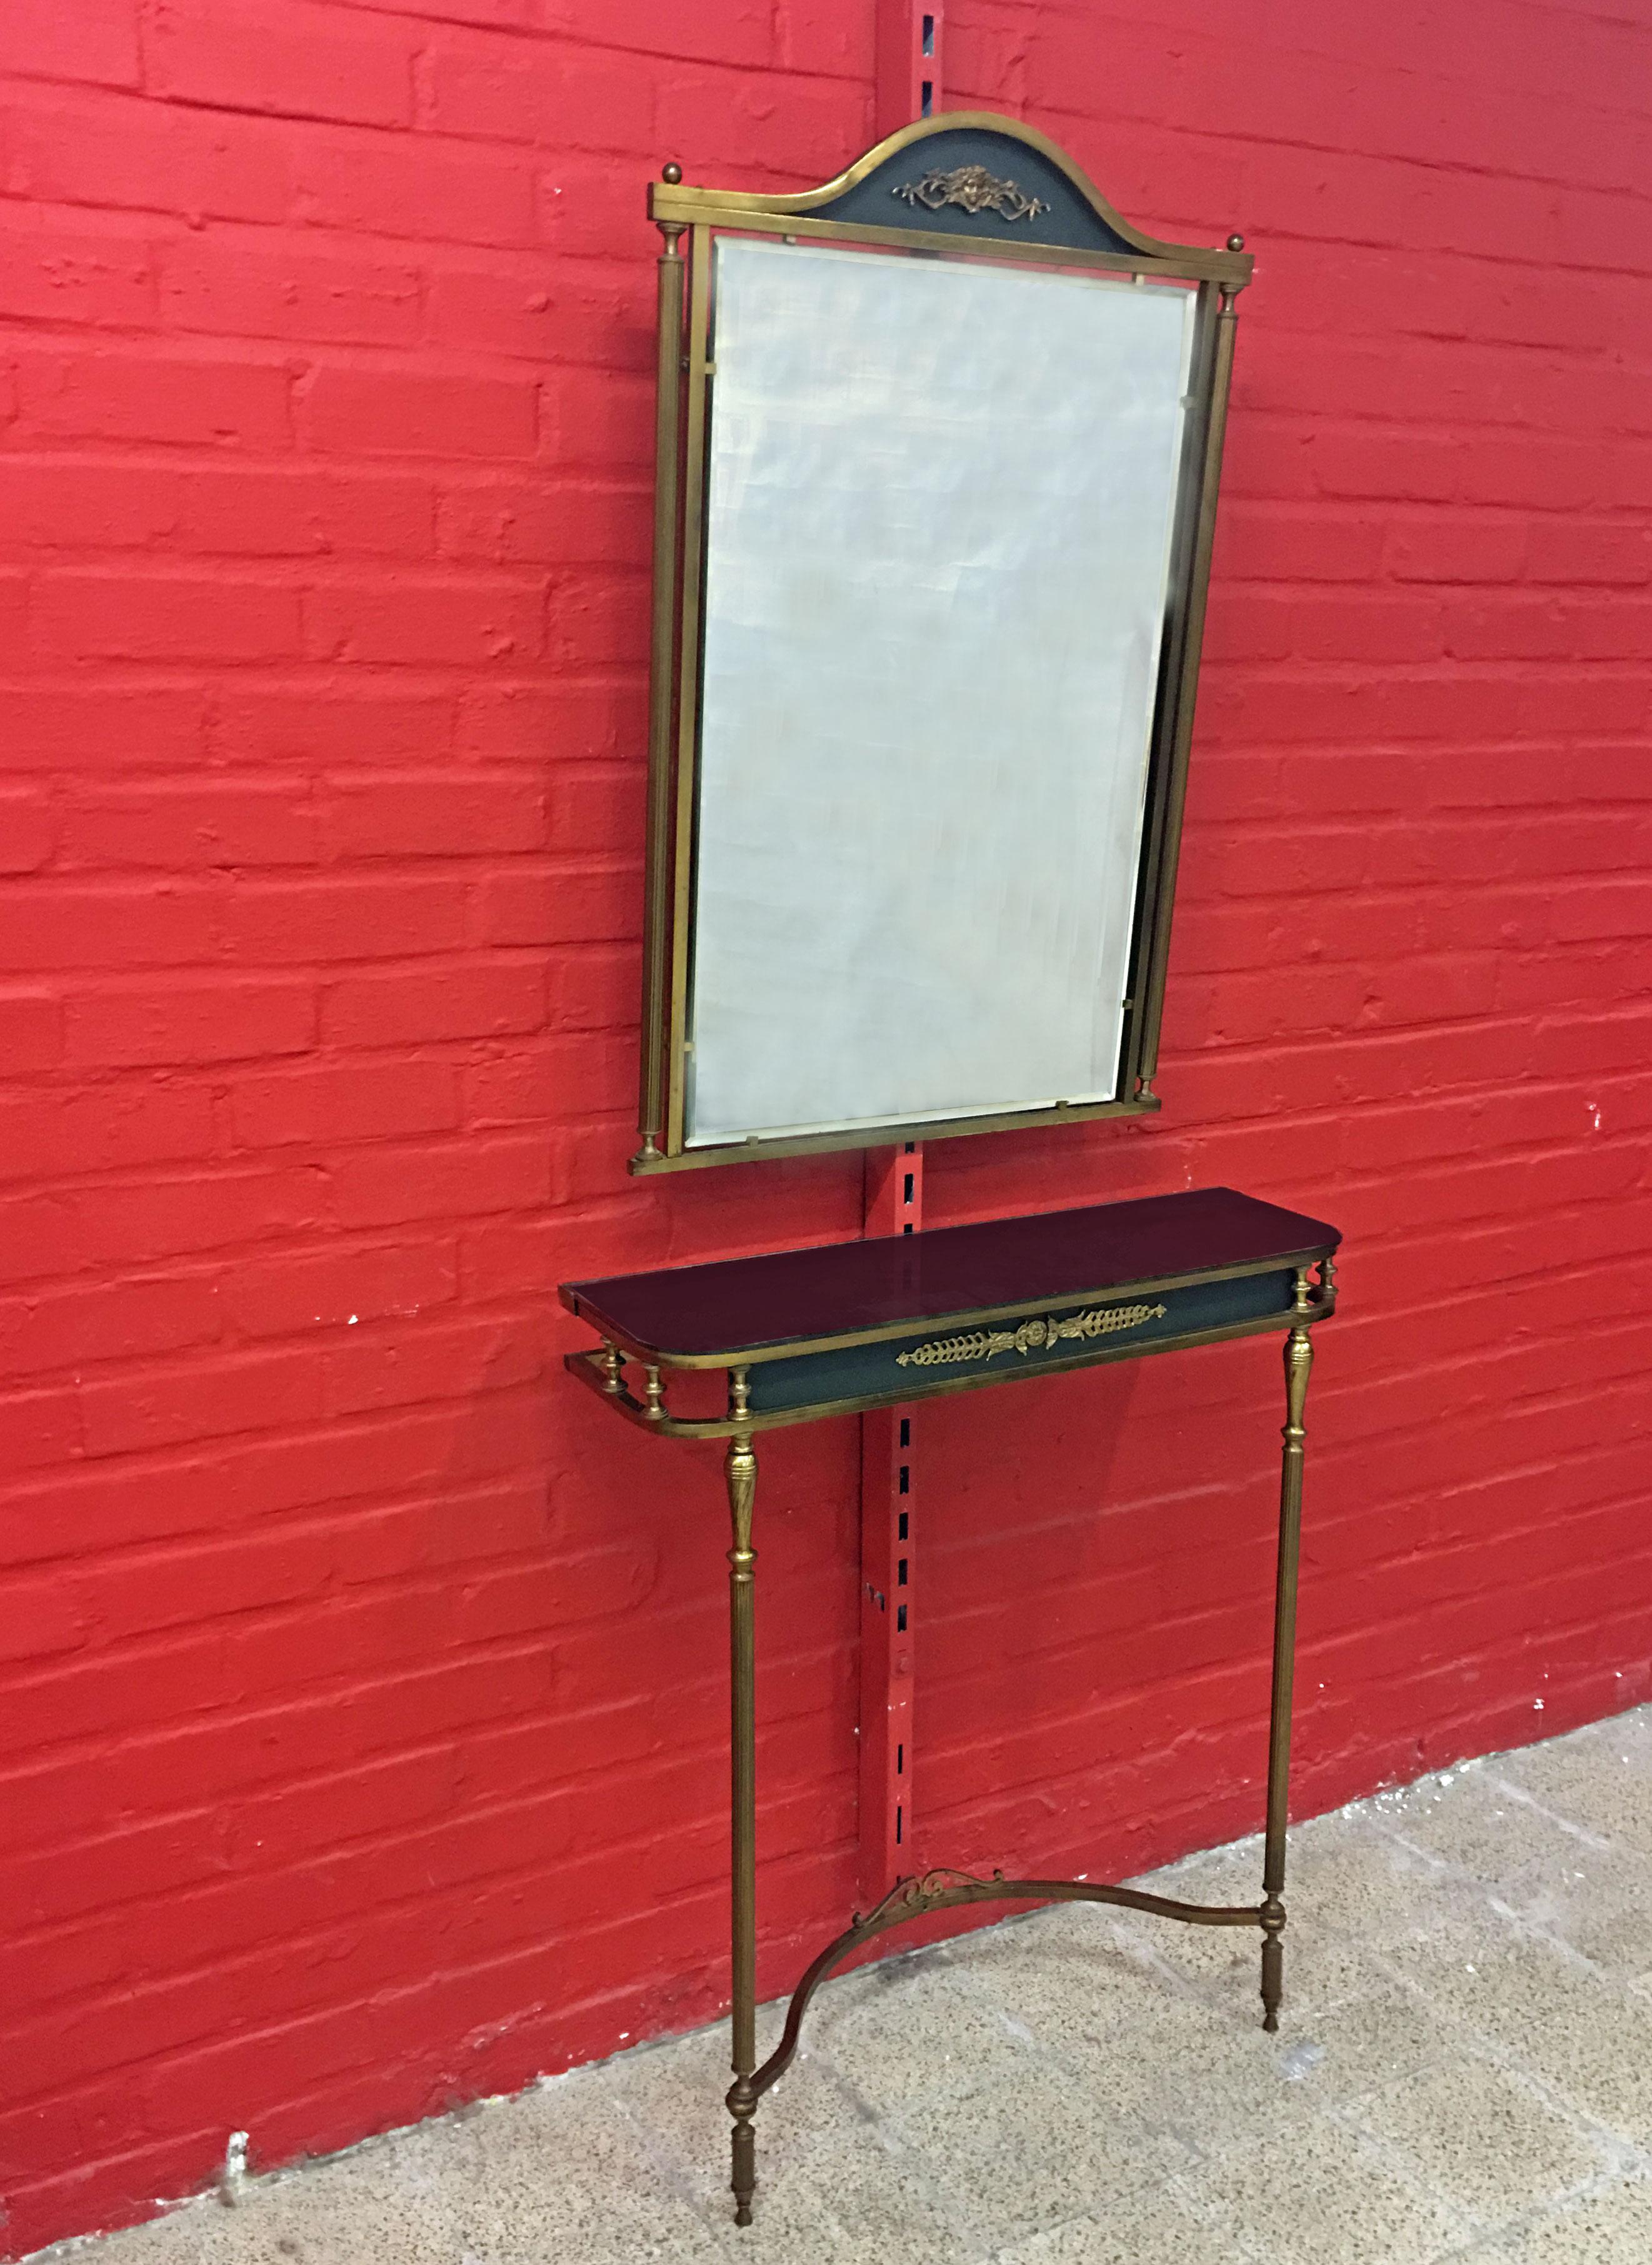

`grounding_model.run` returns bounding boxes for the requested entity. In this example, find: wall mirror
[633,116,1251,1173]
